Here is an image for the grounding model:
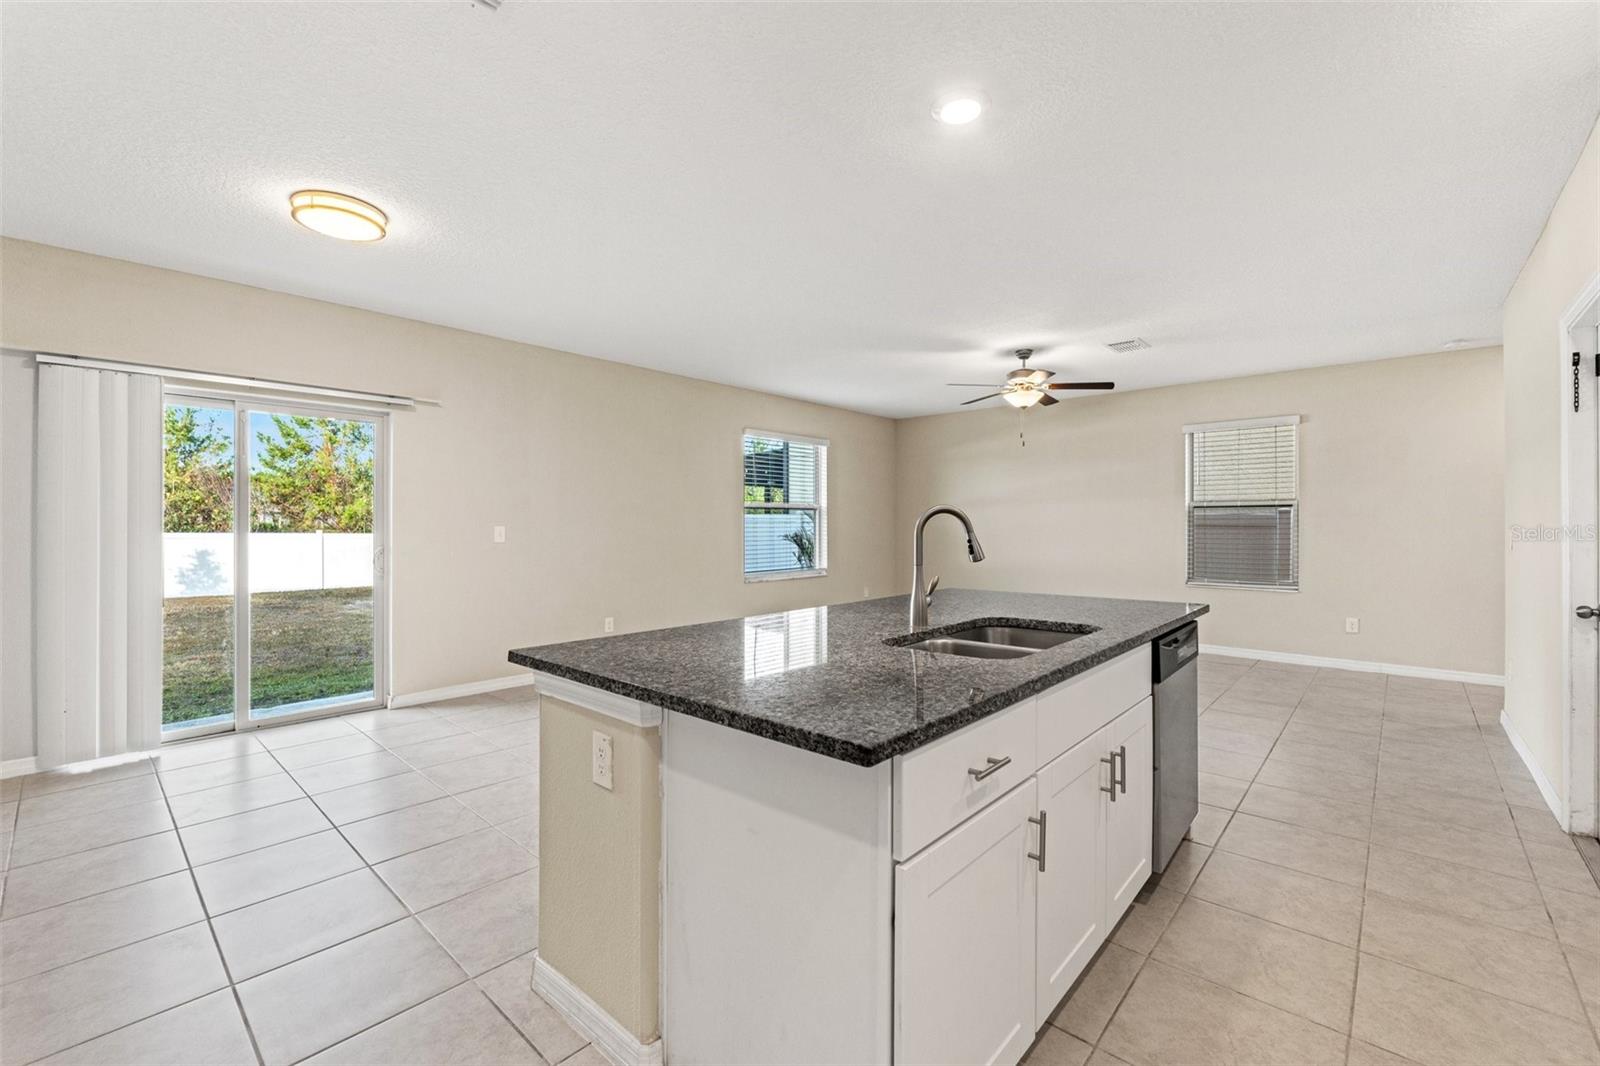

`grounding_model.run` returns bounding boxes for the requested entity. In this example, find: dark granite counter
[508,589,1207,766]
